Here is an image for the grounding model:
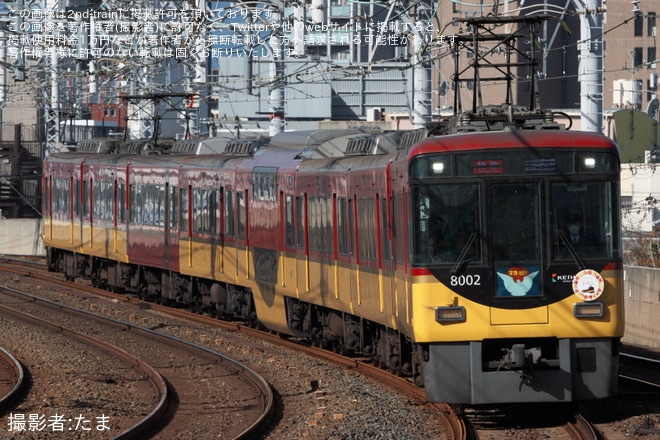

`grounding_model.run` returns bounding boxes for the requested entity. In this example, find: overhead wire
[0,0,648,123]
